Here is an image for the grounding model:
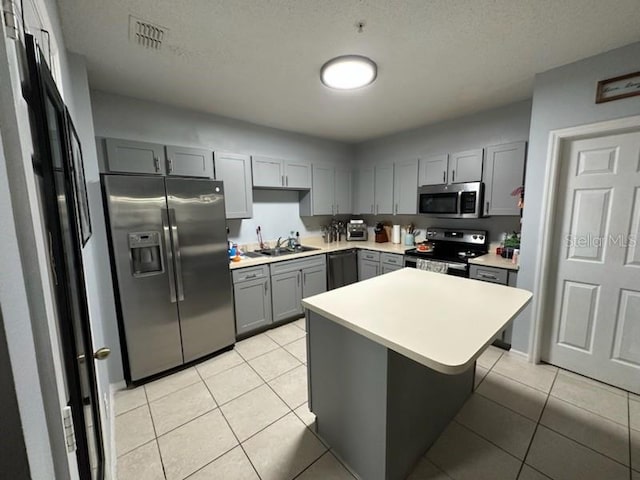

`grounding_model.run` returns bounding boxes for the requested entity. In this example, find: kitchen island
[302,268,532,480]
